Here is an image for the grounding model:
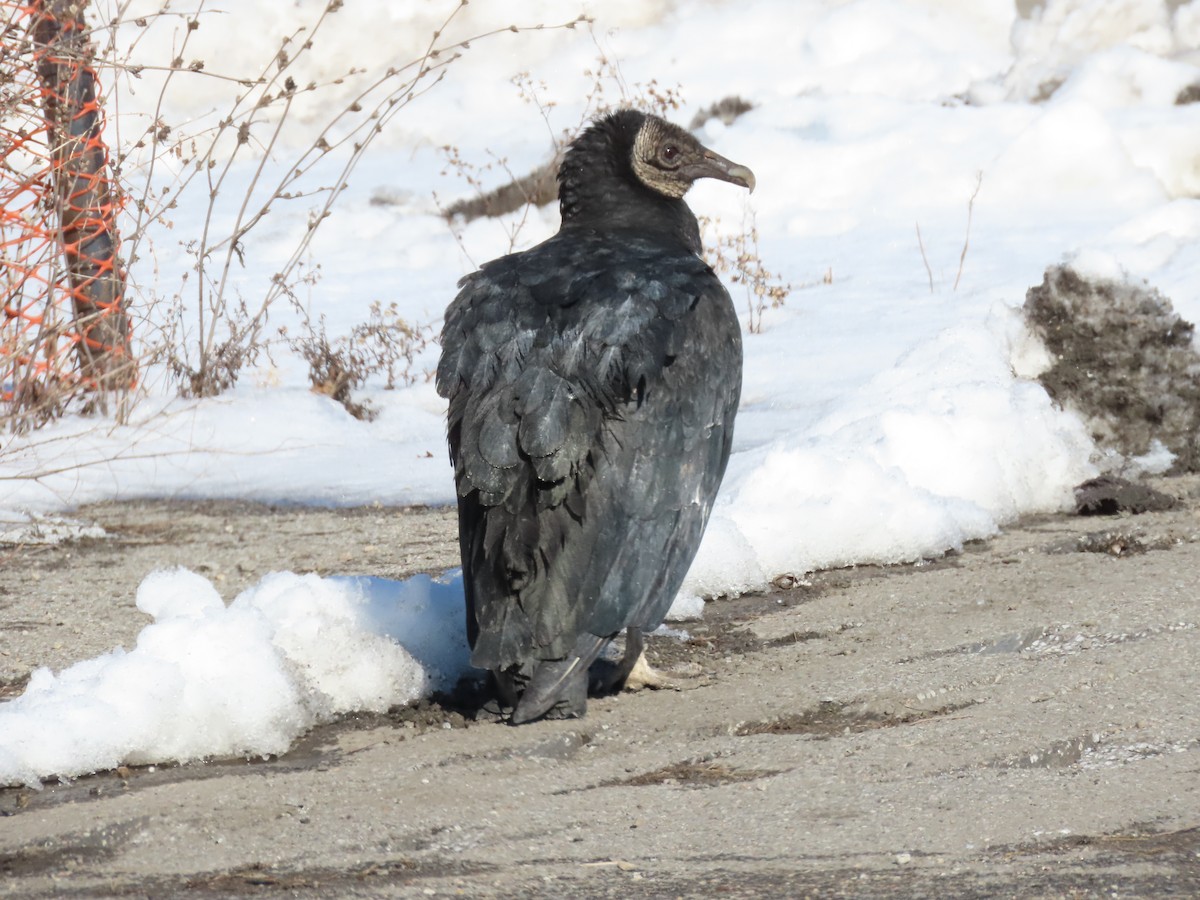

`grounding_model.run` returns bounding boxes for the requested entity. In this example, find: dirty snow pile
[5,0,1200,785]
